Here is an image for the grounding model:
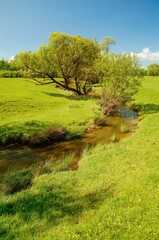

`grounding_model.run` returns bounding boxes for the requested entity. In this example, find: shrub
[98,53,142,115]
[99,97,119,115]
